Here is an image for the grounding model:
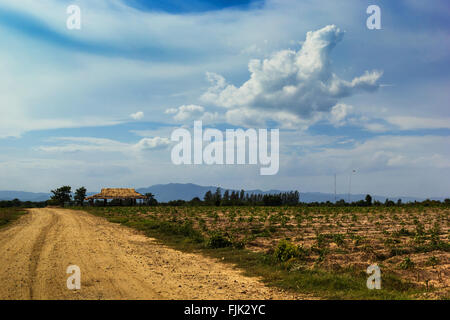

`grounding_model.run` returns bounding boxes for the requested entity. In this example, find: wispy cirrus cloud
[386,116,450,131]
[37,136,170,154]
